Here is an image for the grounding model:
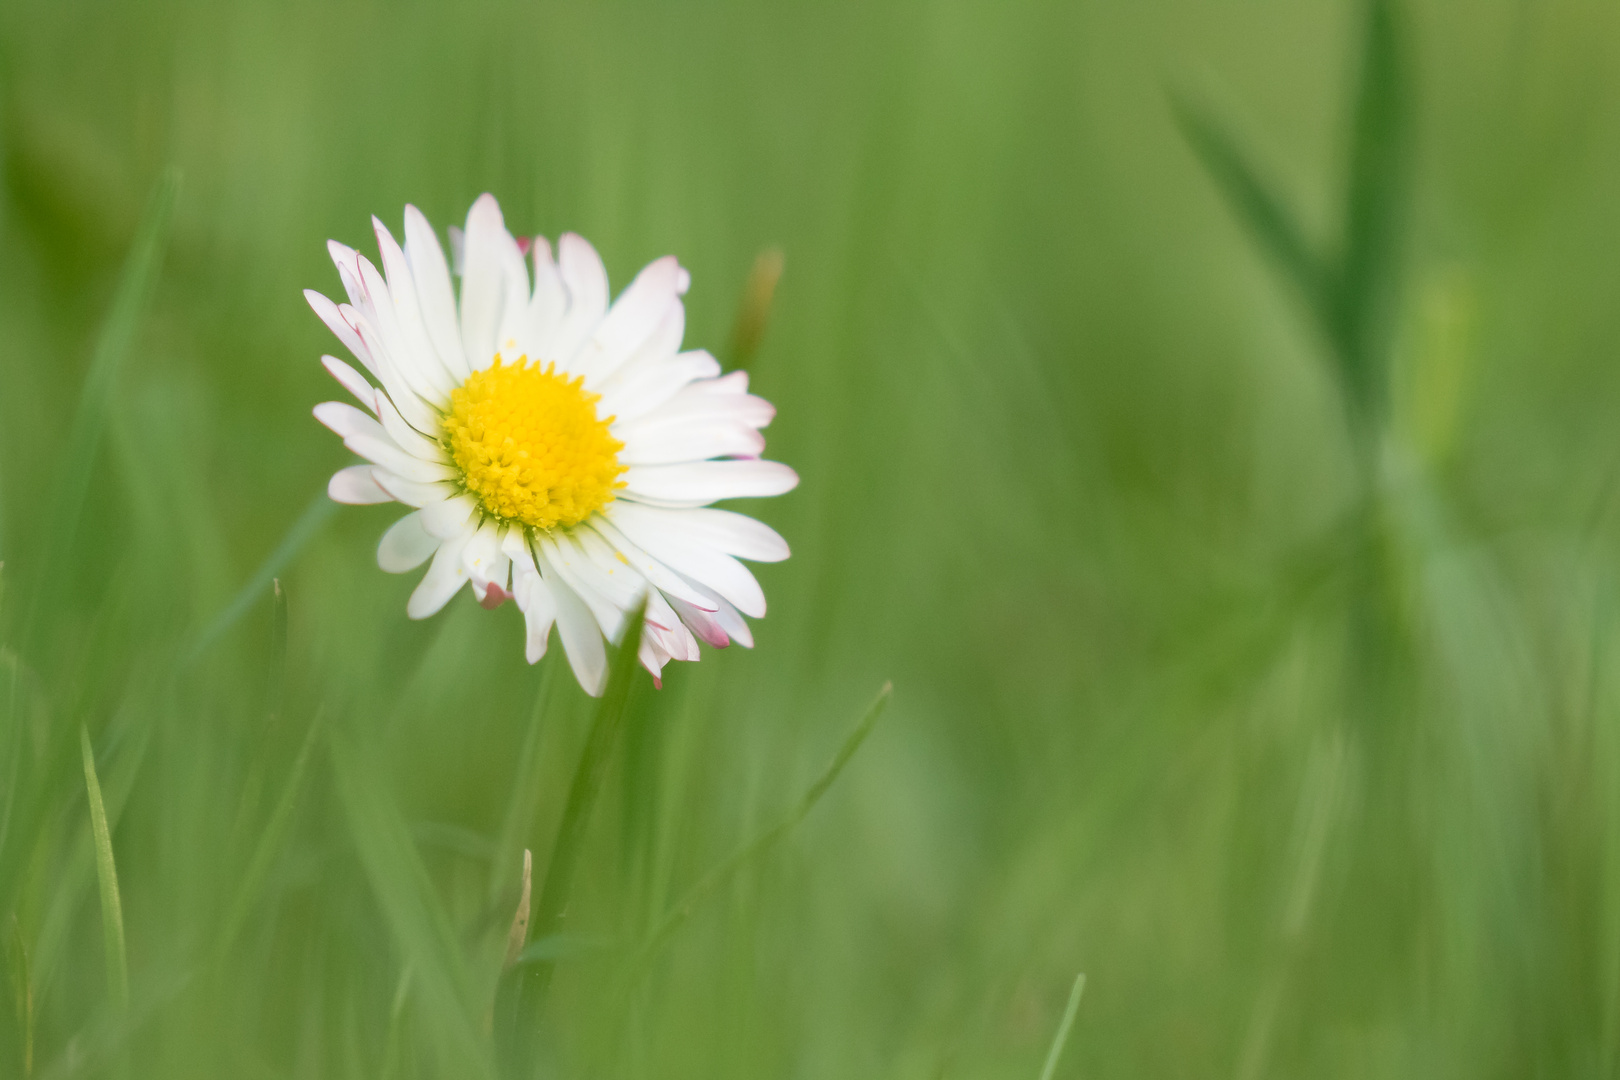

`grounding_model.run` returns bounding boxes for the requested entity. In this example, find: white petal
[418,493,478,540]
[694,585,753,648]
[462,519,508,599]
[345,433,455,484]
[618,383,775,435]
[328,465,393,505]
[460,194,527,370]
[494,242,535,357]
[374,392,443,463]
[638,634,670,682]
[314,400,384,441]
[606,506,767,617]
[571,528,651,610]
[408,529,474,619]
[322,355,378,415]
[667,593,730,649]
[327,241,367,309]
[643,588,699,662]
[500,527,532,563]
[538,533,631,639]
[373,471,453,509]
[518,574,557,663]
[617,420,766,466]
[596,348,719,424]
[507,536,557,663]
[448,226,465,275]
[609,503,789,563]
[357,255,453,406]
[585,518,717,610]
[589,301,686,396]
[620,460,798,508]
[514,237,567,359]
[307,291,378,380]
[686,369,751,395]
[372,216,459,397]
[550,233,610,364]
[378,511,438,572]
[573,256,684,386]
[404,205,471,380]
[537,546,608,696]
[348,313,443,434]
